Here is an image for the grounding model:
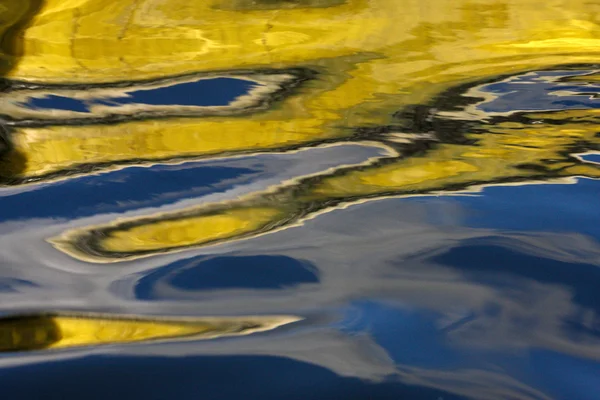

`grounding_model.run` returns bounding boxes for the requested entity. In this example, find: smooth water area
[0,1,599,399]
